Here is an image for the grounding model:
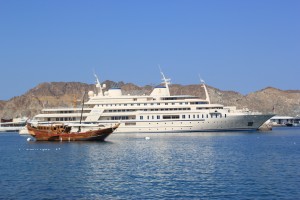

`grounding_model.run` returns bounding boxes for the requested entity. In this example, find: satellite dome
[88,91,94,97]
